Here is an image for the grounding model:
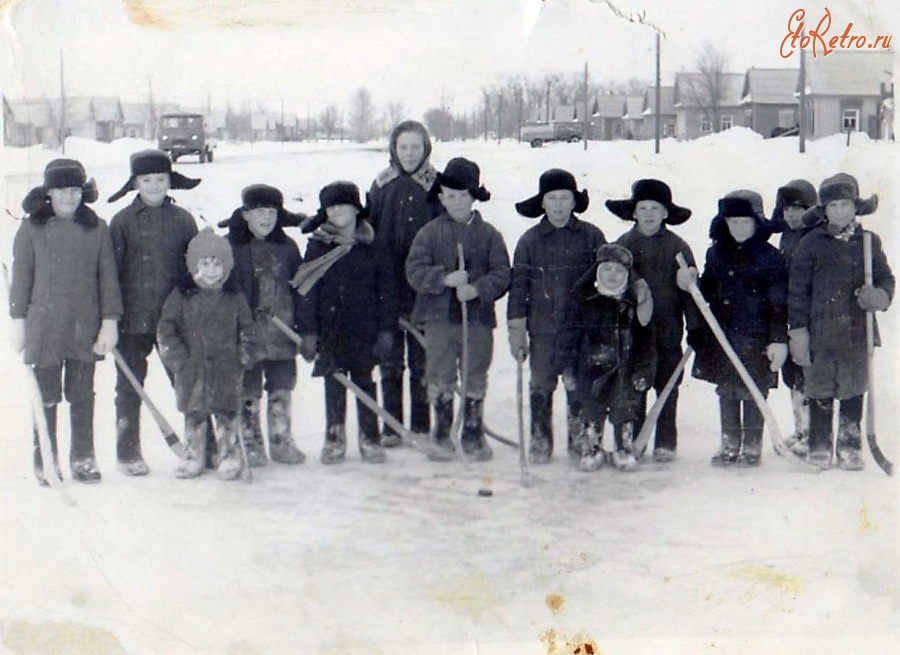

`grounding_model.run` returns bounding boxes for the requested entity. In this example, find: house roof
[4,97,56,128]
[553,101,588,121]
[742,68,799,105]
[623,95,644,119]
[802,50,893,97]
[673,72,744,108]
[641,86,675,116]
[593,95,626,118]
